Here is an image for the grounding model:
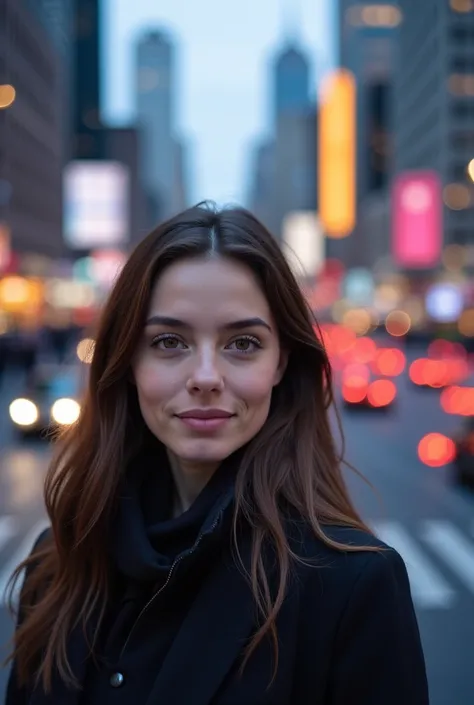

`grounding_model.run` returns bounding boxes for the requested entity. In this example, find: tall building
[248,138,276,230]
[395,0,474,256]
[34,0,74,174]
[0,0,64,258]
[136,30,185,224]
[73,0,105,159]
[272,108,317,239]
[103,127,148,246]
[273,44,311,119]
[332,1,401,268]
[248,39,316,240]
[29,0,73,54]
[173,139,188,217]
